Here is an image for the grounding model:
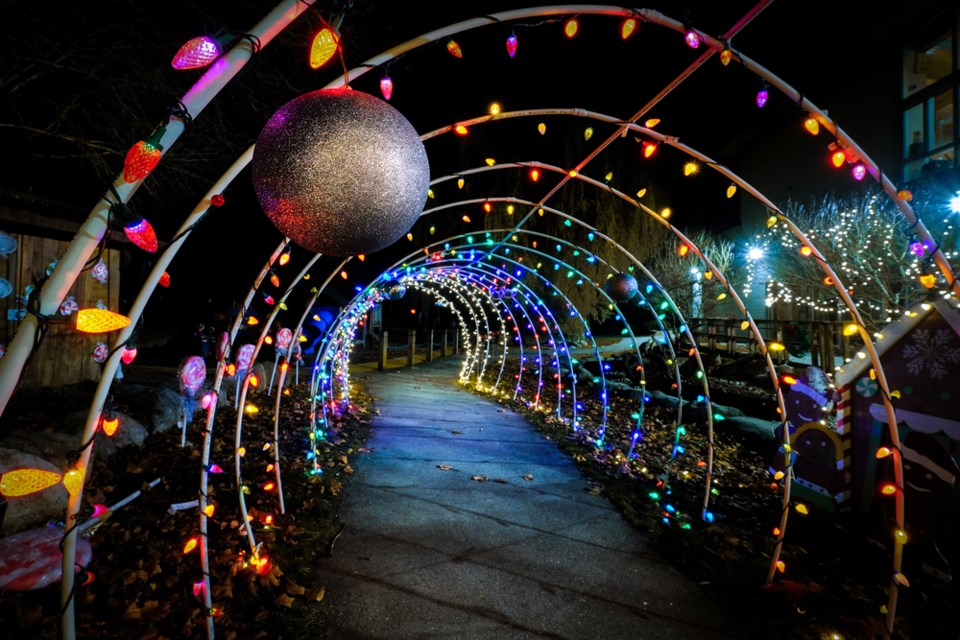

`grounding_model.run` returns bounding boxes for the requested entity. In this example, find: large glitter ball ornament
[383,281,406,301]
[252,88,430,257]
[605,273,638,301]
